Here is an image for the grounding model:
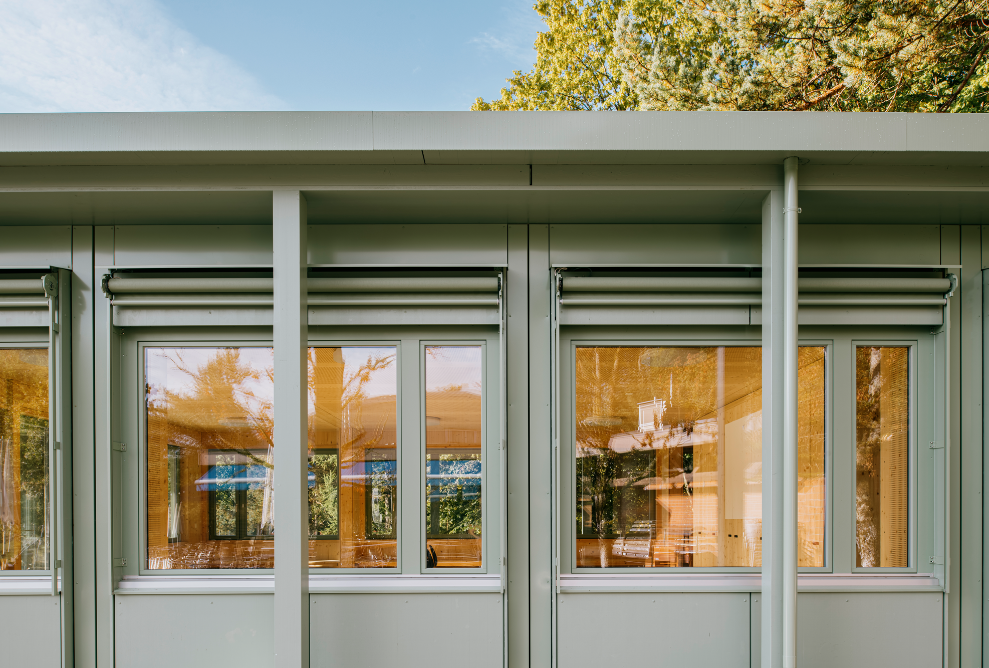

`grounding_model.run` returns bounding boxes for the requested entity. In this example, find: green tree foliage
[473,0,989,111]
